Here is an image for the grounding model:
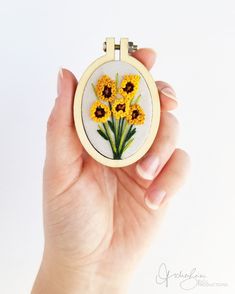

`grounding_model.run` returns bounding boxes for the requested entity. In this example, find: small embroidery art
[90,73,145,159]
[74,38,160,167]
